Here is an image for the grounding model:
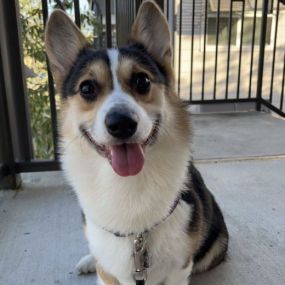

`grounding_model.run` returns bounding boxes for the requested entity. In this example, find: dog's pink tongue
[110,144,144,177]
